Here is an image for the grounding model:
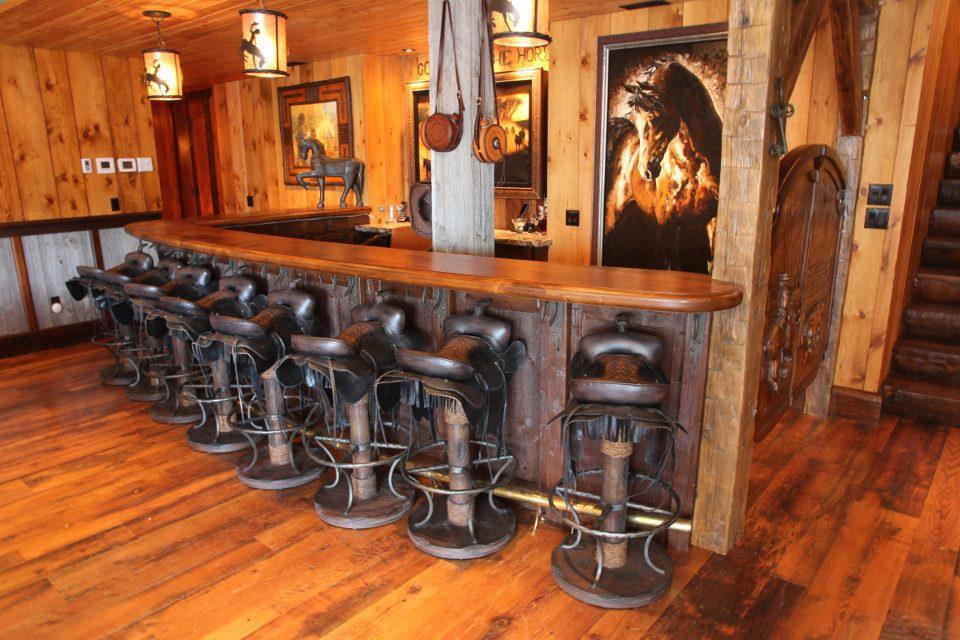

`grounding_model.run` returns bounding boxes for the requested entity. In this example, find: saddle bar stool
[68,250,156,387]
[207,287,320,483]
[391,299,526,560]
[125,265,217,425]
[549,313,681,609]
[118,256,185,402]
[292,291,421,527]
[158,275,262,452]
